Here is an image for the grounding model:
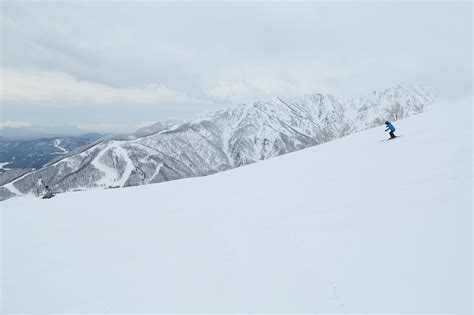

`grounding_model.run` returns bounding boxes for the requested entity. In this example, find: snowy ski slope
[1,100,471,313]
